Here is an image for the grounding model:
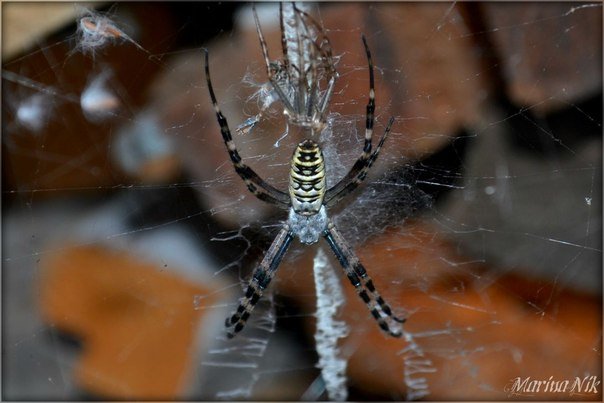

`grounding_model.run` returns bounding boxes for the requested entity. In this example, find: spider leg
[323,221,405,337]
[225,225,294,338]
[325,117,393,208]
[324,35,394,207]
[204,49,291,208]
